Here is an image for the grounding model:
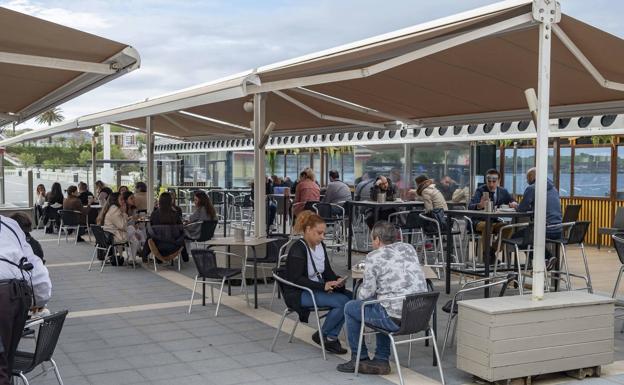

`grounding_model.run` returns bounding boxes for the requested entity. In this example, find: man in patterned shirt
[337,220,427,375]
